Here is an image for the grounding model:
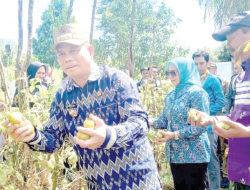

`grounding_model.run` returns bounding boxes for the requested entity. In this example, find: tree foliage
[33,0,76,65]
[194,0,250,29]
[217,42,231,62]
[93,0,190,77]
